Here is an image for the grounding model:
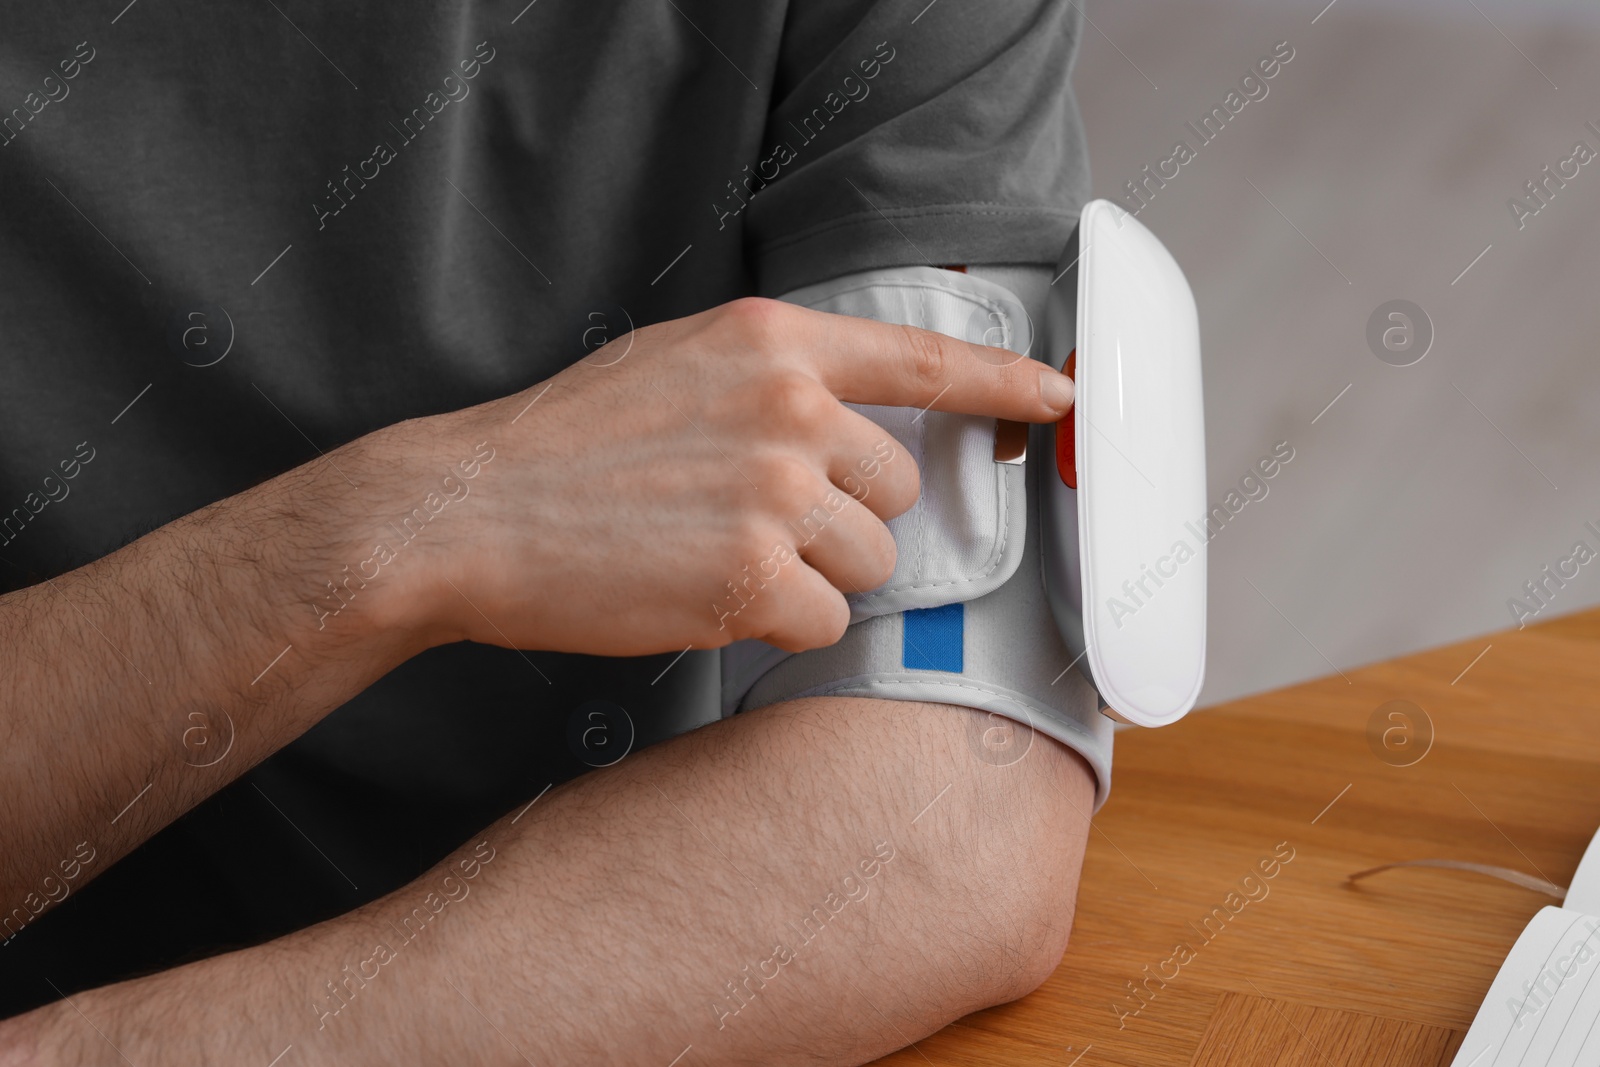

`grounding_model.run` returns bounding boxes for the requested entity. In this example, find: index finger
[786,304,1075,423]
